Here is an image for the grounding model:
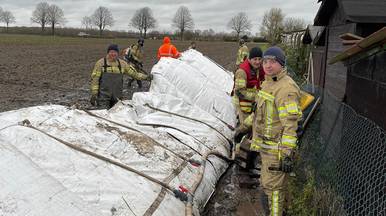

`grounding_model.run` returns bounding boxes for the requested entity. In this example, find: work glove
[90,94,98,106]
[251,102,257,113]
[280,155,294,173]
[235,90,245,100]
[147,74,154,81]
